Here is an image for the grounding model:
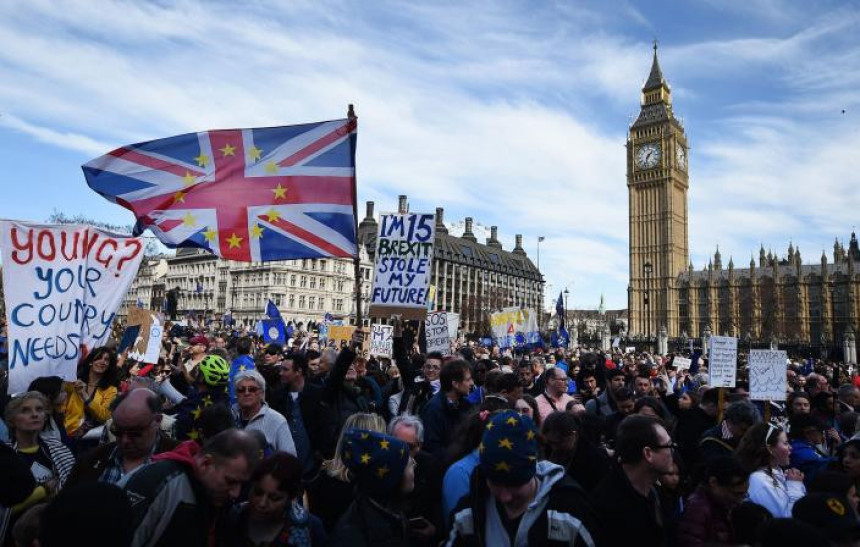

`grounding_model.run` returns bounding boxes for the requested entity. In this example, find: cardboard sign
[126,308,157,362]
[369,212,435,320]
[425,311,451,356]
[489,307,539,349]
[327,325,355,349]
[749,350,788,401]
[1,221,144,393]
[369,324,393,357]
[708,336,738,388]
[673,356,692,370]
[126,310,162,364]
[625,347,637,354]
